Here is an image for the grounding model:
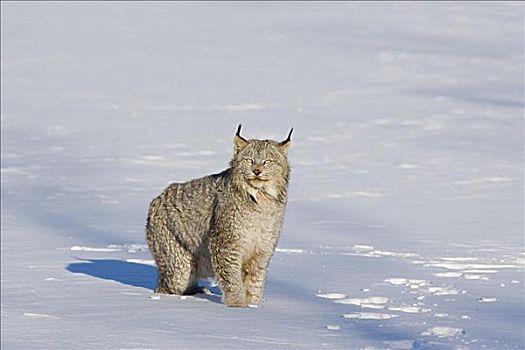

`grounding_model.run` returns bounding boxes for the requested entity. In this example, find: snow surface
[1,2,524,349]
